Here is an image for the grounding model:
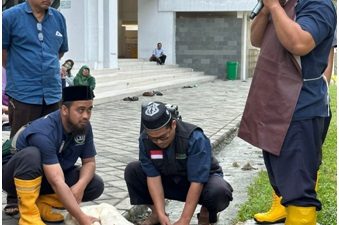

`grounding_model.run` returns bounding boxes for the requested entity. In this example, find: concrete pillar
[60,0,118,69]
[138,0,176,64]
[240,12,248,81]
